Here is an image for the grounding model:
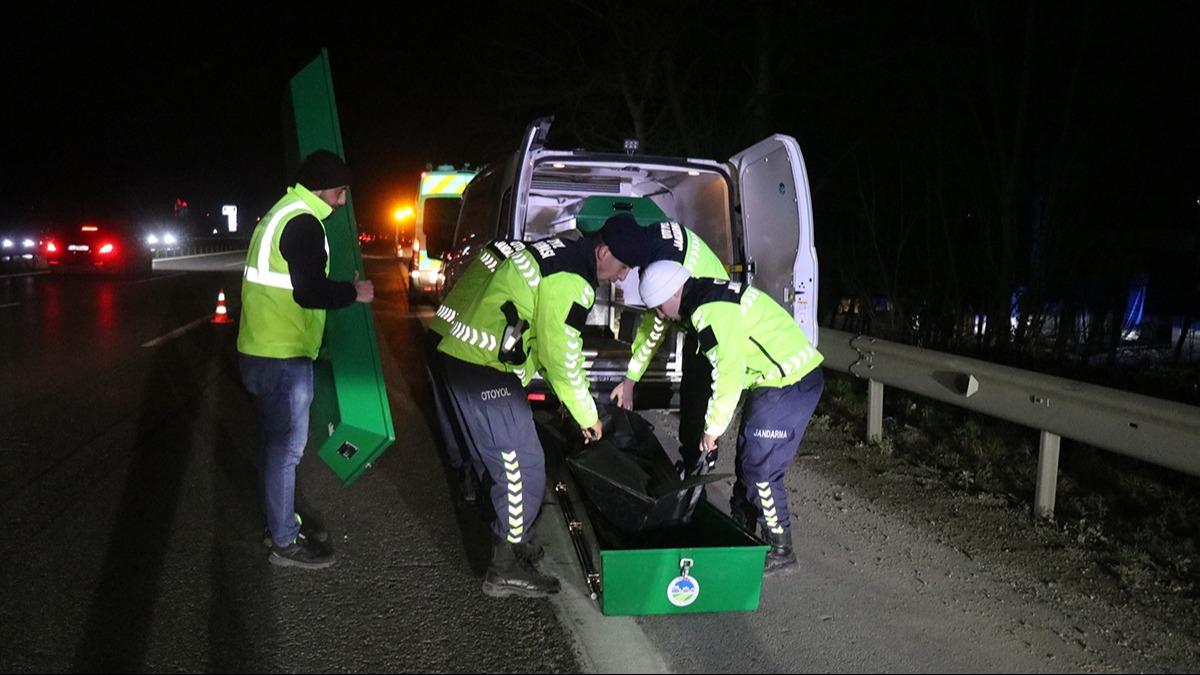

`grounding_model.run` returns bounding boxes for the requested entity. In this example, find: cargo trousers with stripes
[432,348,546,544]
[734,368,825,536]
